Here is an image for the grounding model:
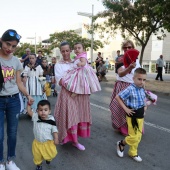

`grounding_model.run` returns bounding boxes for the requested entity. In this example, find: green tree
[94,0,170,64]
[37,43,51,56]
[49,30,103,51]
[14,43,51,57]
[14,43,34,57]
